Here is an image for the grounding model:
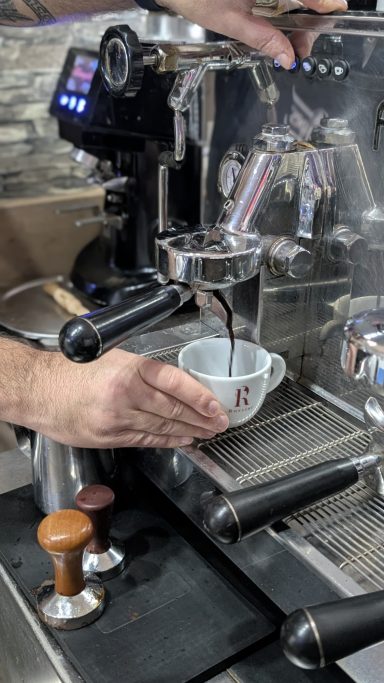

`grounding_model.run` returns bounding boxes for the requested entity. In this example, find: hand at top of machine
[155,0,348,69]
